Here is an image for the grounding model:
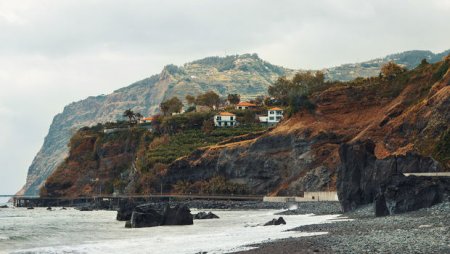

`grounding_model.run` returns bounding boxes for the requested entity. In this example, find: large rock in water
[264,217,286,226]
[375,175,450,216]
[130,204,164,228]
[337,139,444,213]
[162,204,193,226]
[127,204,193,228]
[117,201,138,221]
[193,211,219,220]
